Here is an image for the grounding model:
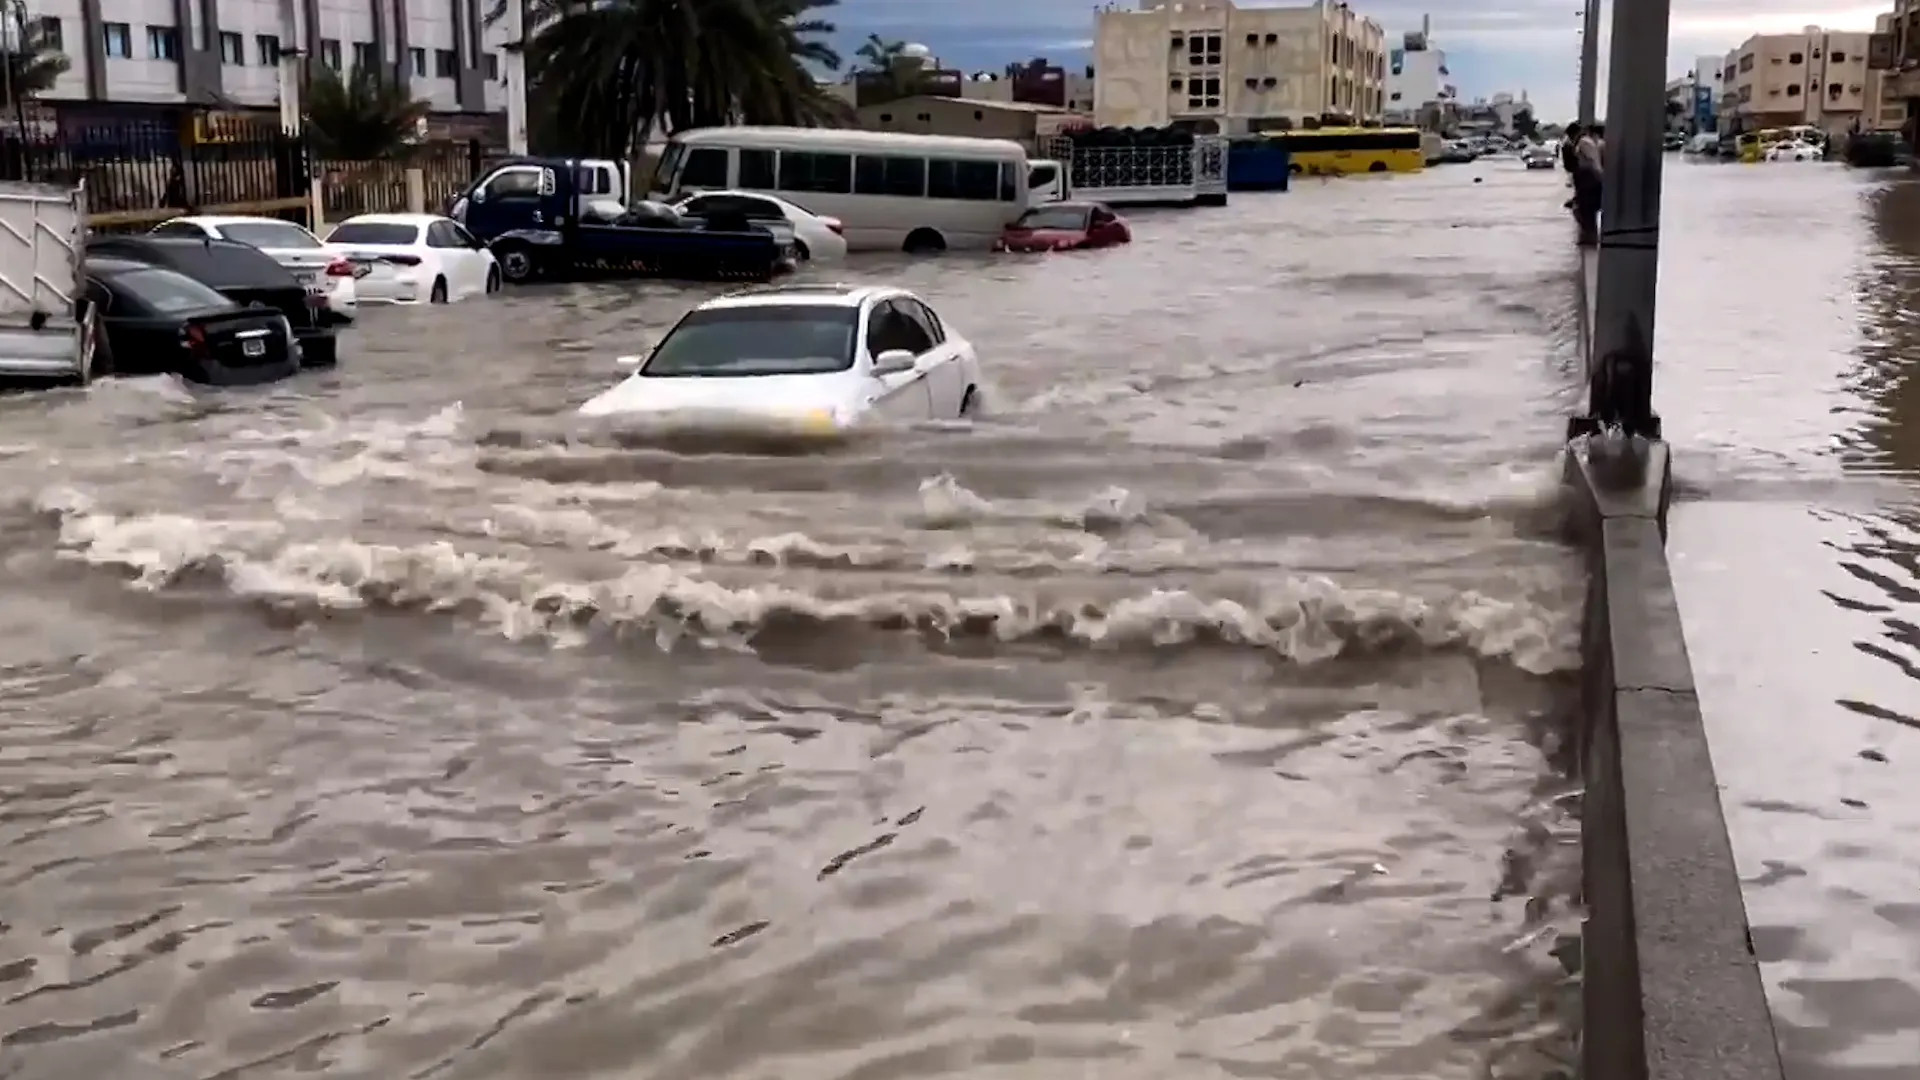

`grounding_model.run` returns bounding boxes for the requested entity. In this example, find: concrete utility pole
[1577,3,1602,125]
[504,0,528,155]
[276,0,301,134]
[1587,0,1670,435]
